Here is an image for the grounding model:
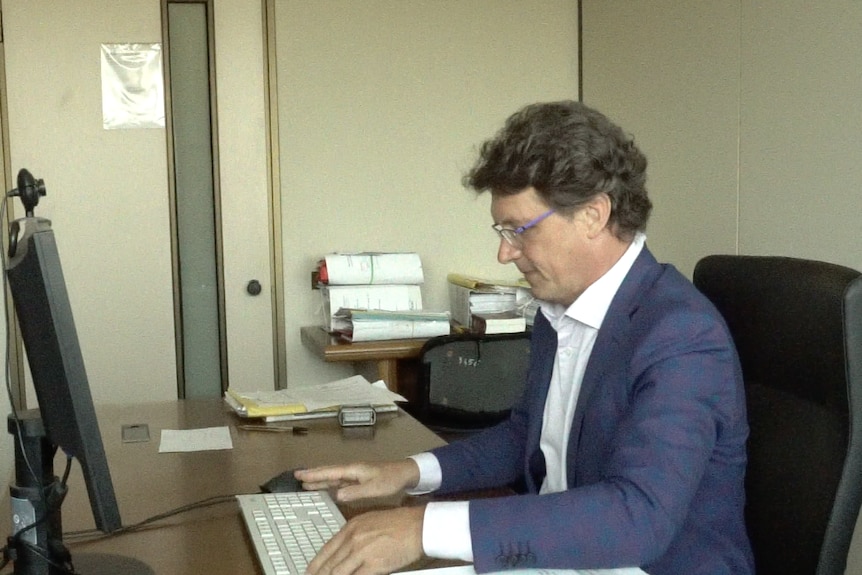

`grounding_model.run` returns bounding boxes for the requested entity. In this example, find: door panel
[166,1,224,397]
[213,0,280,391]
